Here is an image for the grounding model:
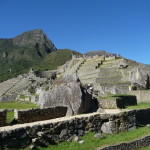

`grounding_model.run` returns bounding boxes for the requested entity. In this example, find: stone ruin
[0,53,150,149]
